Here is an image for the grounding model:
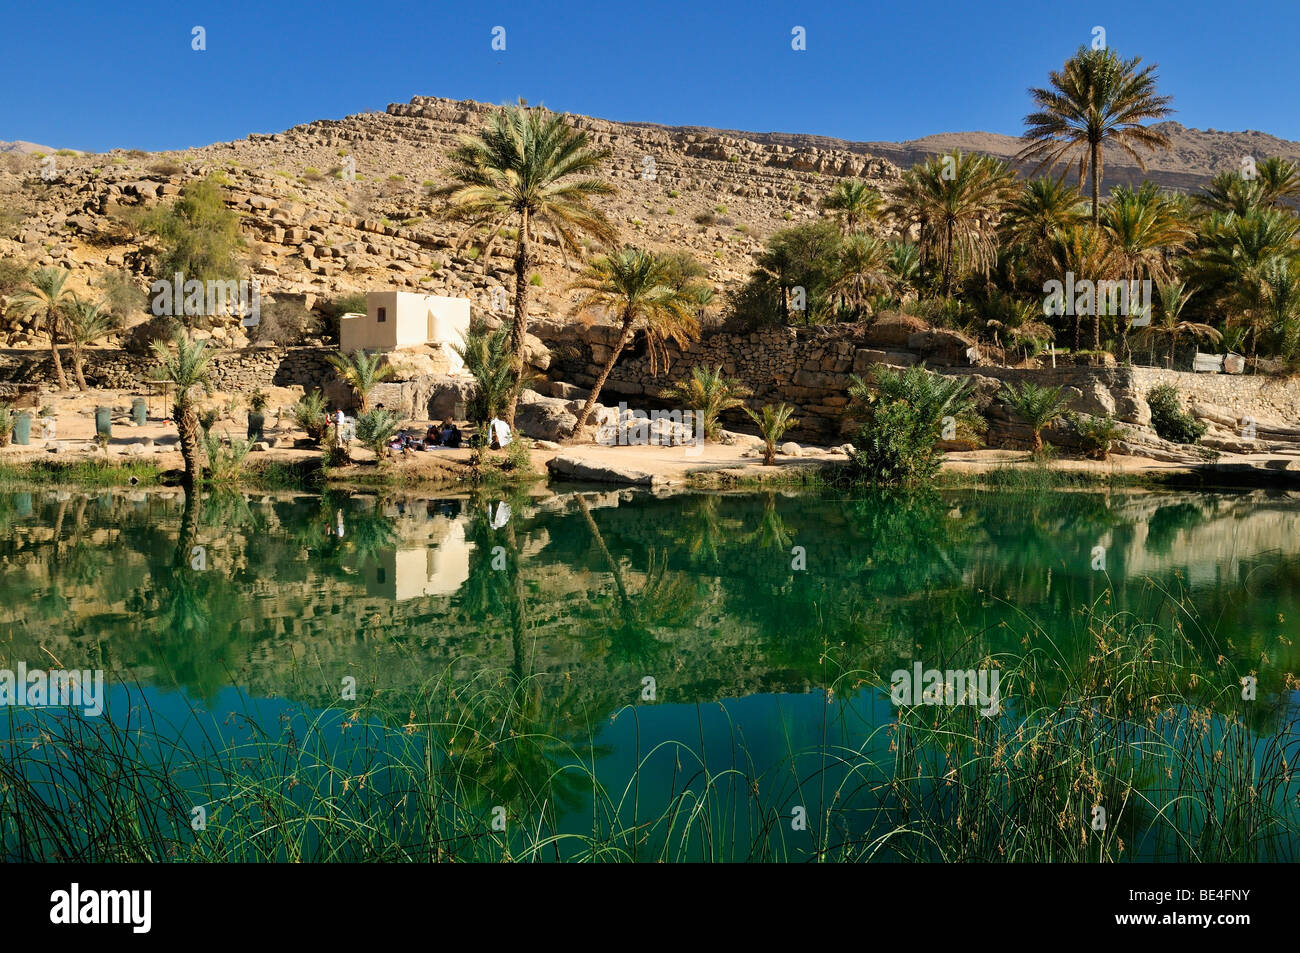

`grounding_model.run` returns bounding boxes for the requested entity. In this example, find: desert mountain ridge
[2,95,1299,351]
